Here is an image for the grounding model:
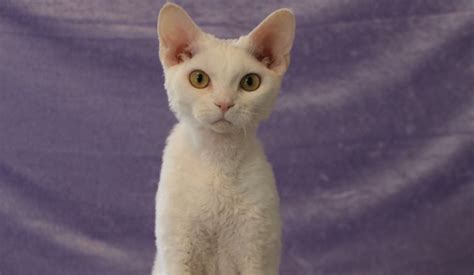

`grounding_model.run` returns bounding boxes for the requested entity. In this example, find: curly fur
[152,3,295,275]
